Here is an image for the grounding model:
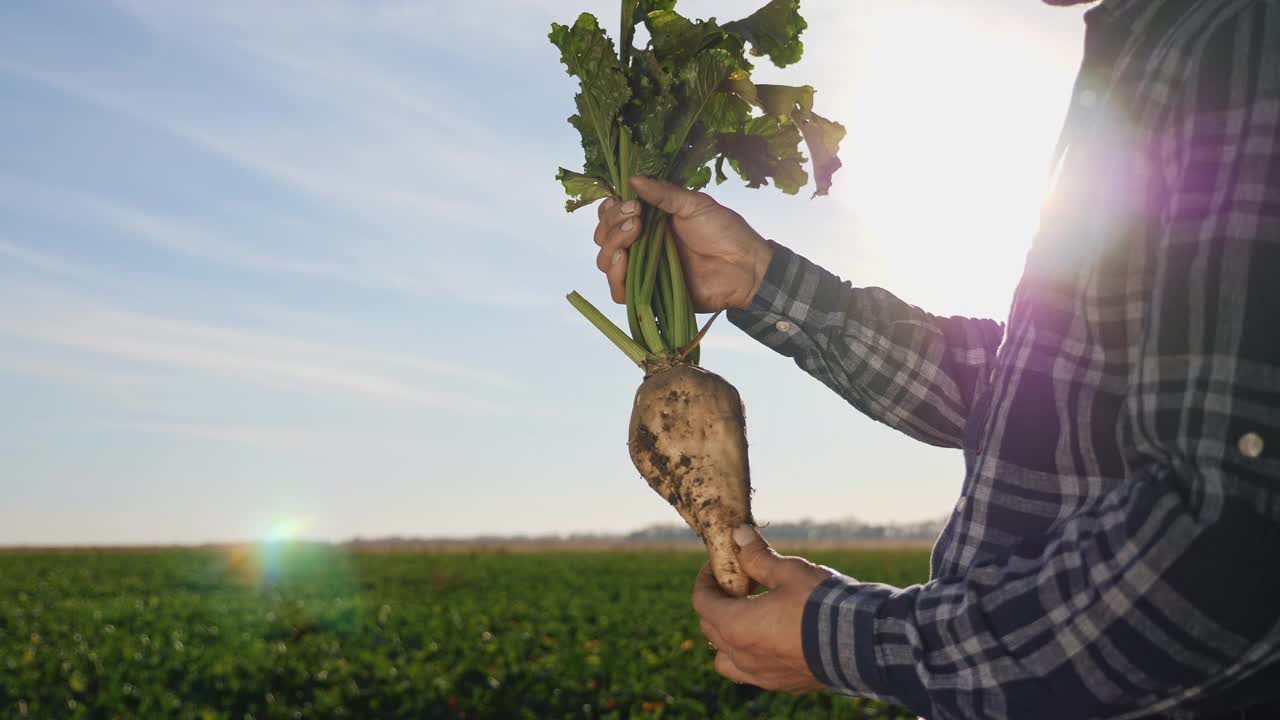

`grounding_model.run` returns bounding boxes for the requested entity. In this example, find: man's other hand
[692,525,833,695]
